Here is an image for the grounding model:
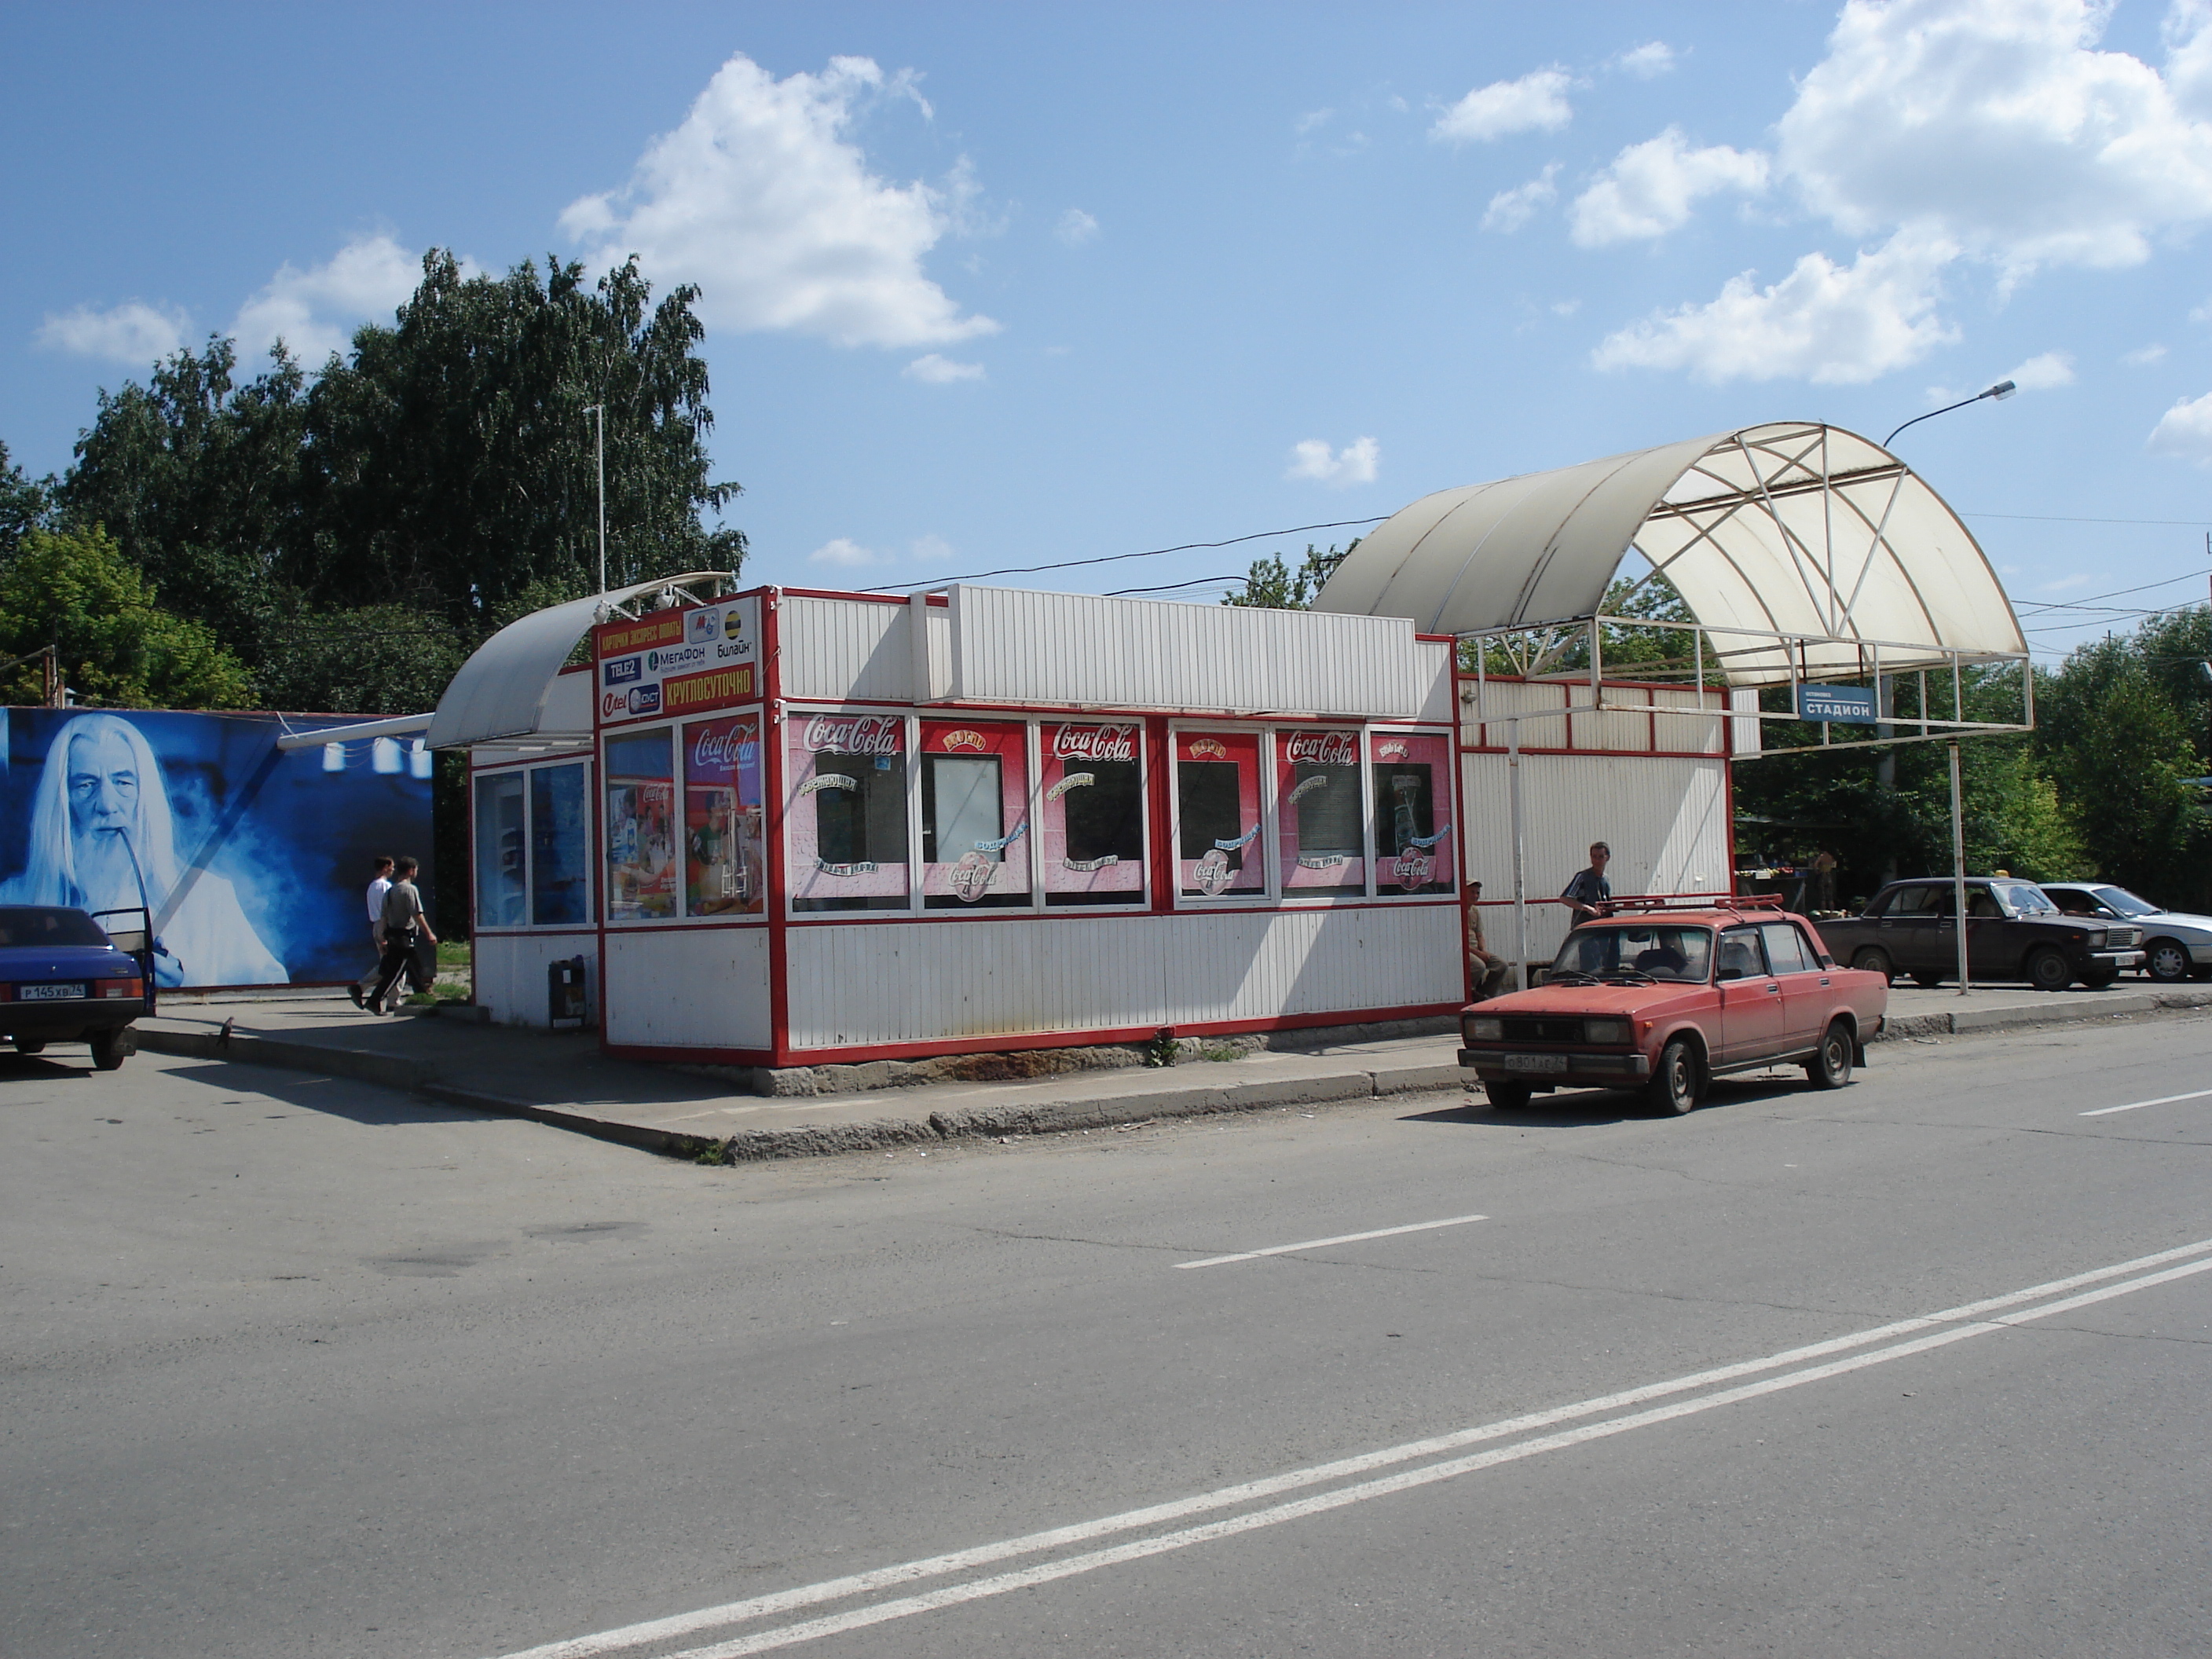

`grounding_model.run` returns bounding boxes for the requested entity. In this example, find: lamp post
[1884,379,2016,449]
[582,403,607,594]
